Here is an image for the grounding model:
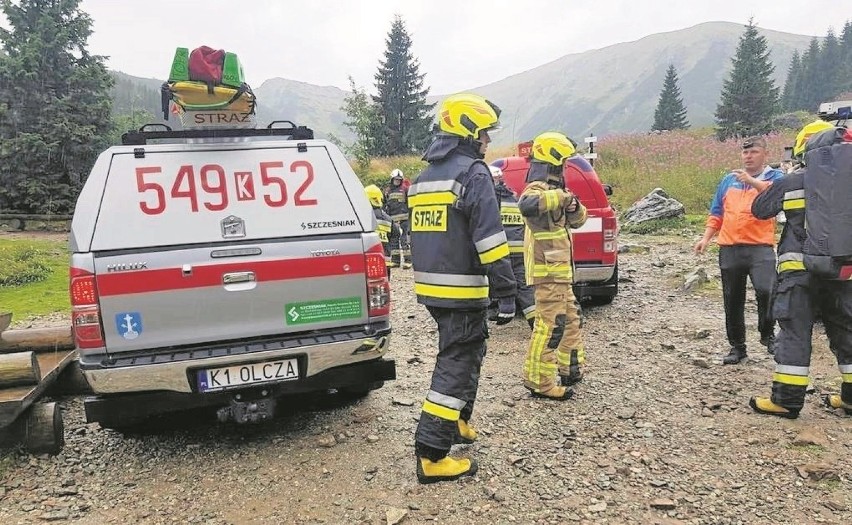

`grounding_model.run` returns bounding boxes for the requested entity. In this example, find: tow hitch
[216,390,276,424]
